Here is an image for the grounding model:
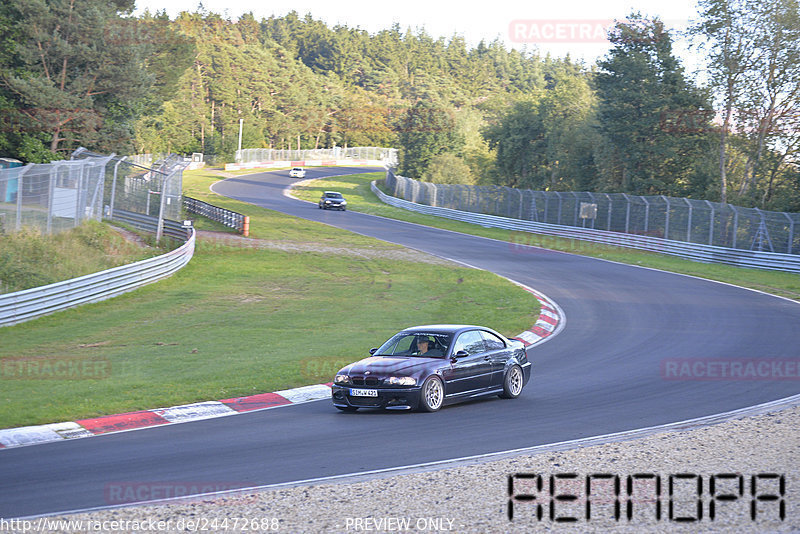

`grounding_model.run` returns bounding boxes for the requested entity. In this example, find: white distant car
[289,167,306,178]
